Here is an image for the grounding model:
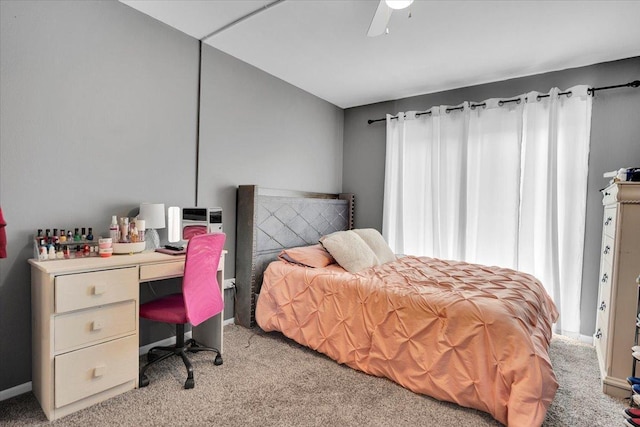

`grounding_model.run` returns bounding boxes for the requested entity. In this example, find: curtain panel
[382,85,592,337]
